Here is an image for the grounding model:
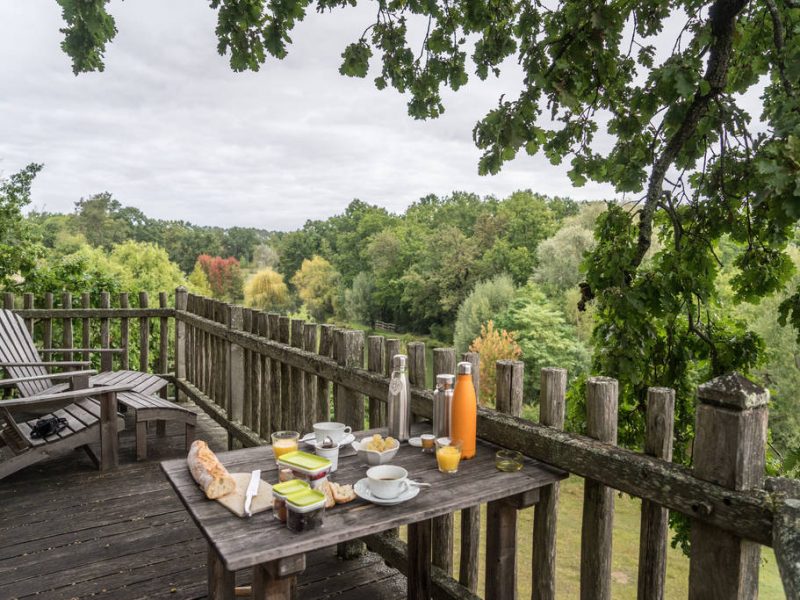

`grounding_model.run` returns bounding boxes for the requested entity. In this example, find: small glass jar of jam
[272,479,310,522]
[285,489,326,533]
